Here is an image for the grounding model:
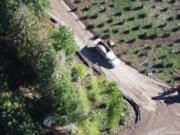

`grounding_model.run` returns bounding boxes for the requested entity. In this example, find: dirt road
[49,0,180,135]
